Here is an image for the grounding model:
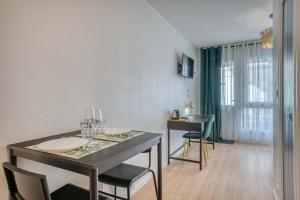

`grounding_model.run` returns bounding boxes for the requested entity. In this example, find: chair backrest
[202,115,215,139]
[2,162,51,200]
